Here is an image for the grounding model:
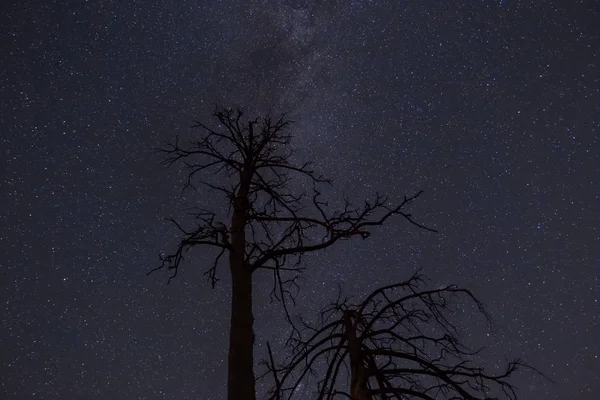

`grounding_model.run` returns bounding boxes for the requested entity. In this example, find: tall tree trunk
[227,171,256,400]
[344,311,371,400]
[228,262,255,400]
